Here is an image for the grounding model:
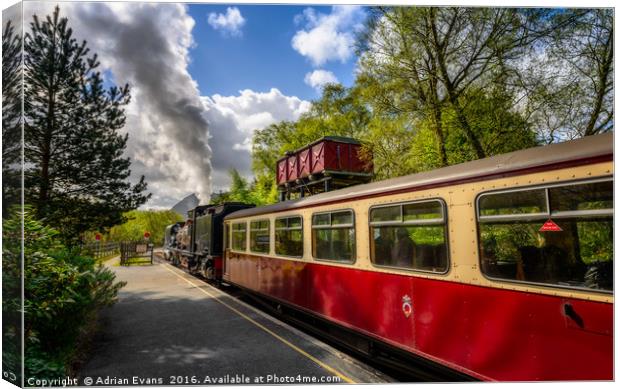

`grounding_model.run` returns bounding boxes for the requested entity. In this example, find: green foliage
[409,226,445,246]
[361,116,421,179]
[104,210,183,246]
[524,9,613,140]
[2,19,22,219]
[2,210,23,383]
[577,221,613,264]
[440,89,537,164]
[214,169,275,206]
[2,207,126,382]
[480,223,541,263]
[22,7,149,244]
